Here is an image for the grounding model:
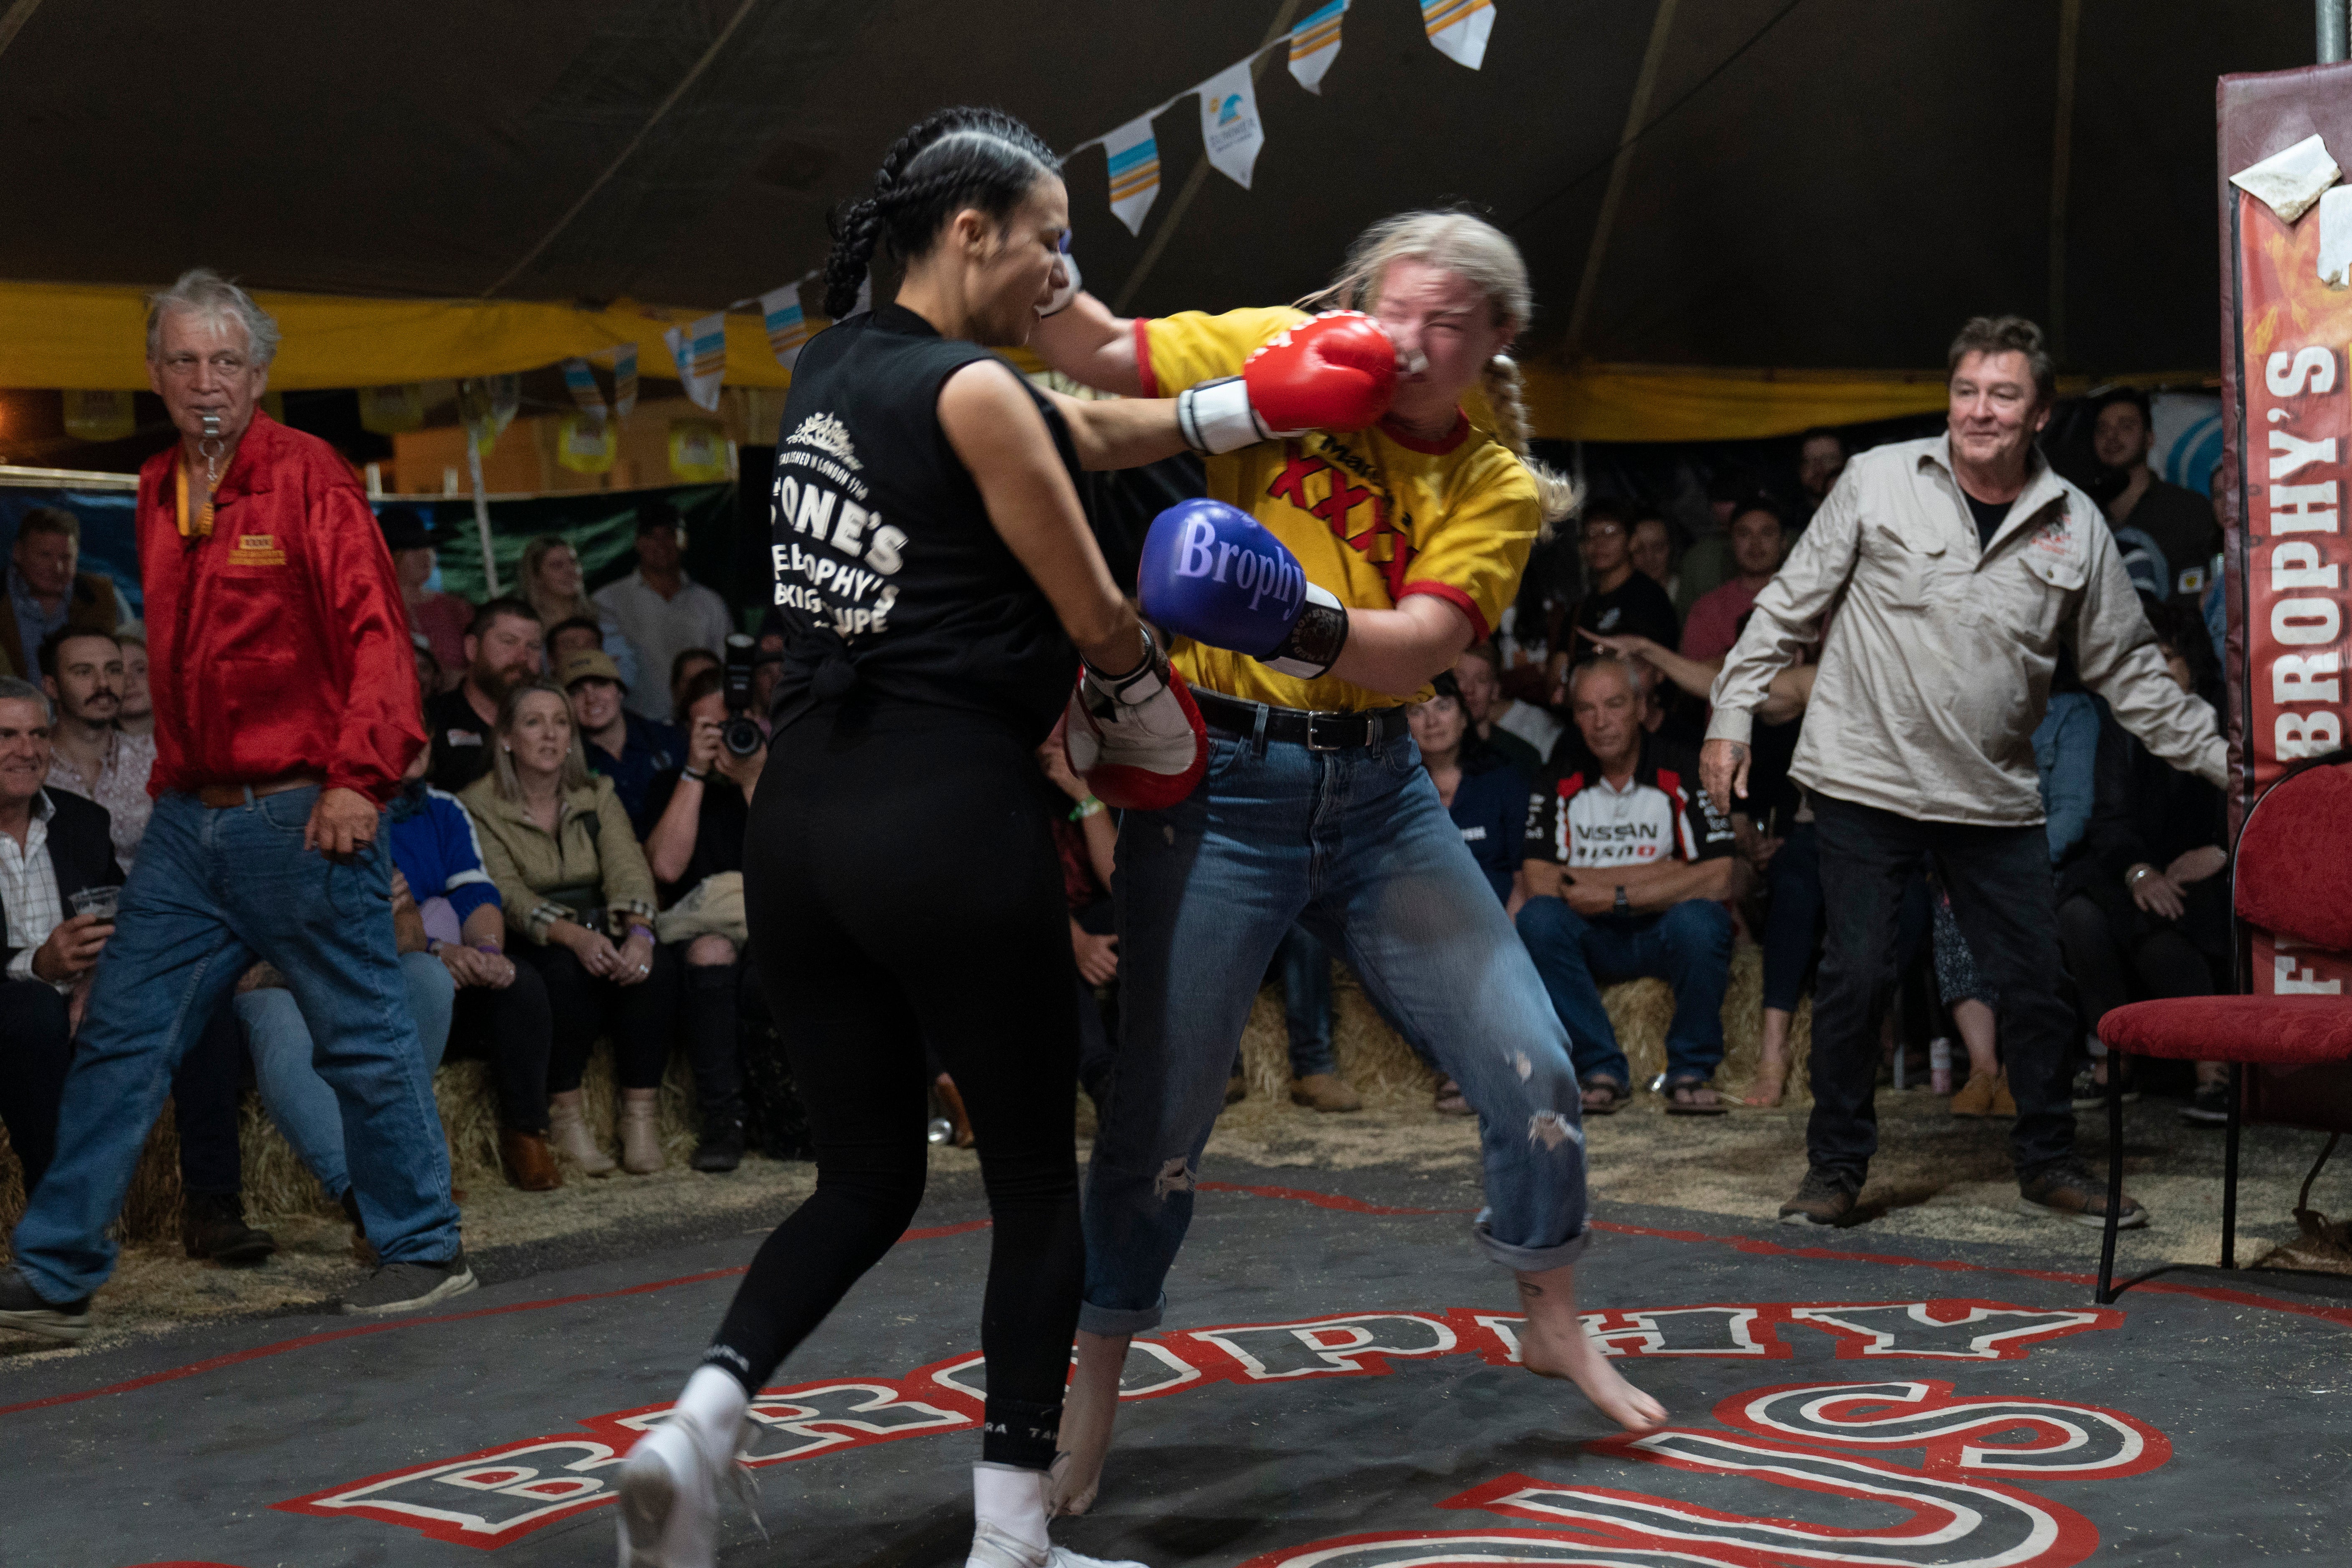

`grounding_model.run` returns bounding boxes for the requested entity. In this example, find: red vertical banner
[2221,72,2352,1091]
